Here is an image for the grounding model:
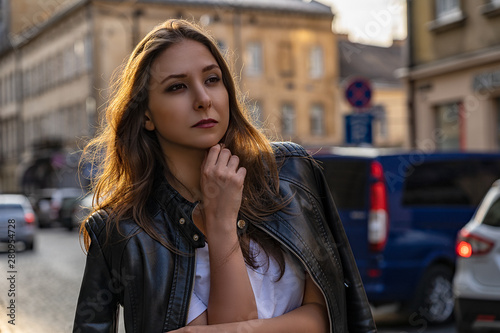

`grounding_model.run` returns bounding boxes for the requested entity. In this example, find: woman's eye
[167,83,185,92]
[206,76,220,84]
